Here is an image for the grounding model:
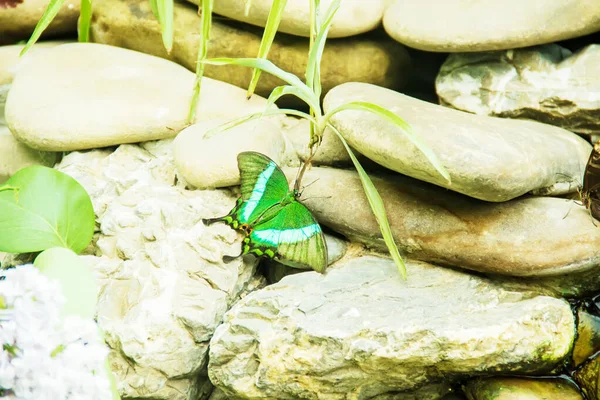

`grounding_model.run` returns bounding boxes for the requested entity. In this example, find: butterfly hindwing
[247,200,327,273]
